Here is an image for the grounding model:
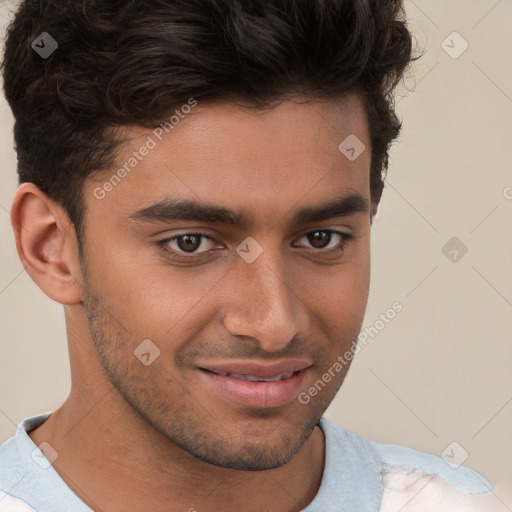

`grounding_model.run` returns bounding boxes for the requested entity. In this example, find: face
[79,93,373,471]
